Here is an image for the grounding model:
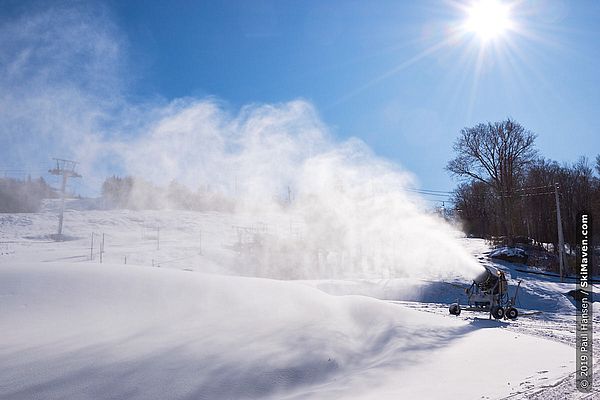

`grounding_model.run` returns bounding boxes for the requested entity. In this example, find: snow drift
[0,262,573,400]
